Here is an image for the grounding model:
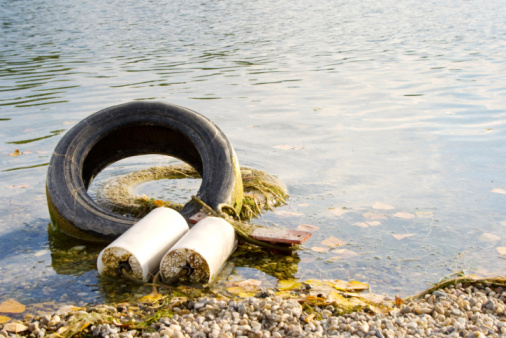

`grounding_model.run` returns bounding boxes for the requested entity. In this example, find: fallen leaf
[321,236,347,247]
[297,224,320,232]
[0,299,25,313]
[478,233,500,242]
[331,249,359,258]
[311,246,327,253]
[326,257,341,262]
[298,203,309,207]
[354,222,369,228]
[34,250,49,257]
[330,208,349,216]
[392,234,415,240]
[395,294,403,307]
[304,313,315,322]
[236,279,262,288]
[373,202,394,210]
[497,247,506,255]
[367,221,381,226]
[416,211,433,218]
[138,291,164,303]
[153,200,165,207]
[3,322,28,333]
[393,212,415,219]
[226,286,247,295]
[333,280,369,292]
[491,188,506,194]
[277,279,303,291]
[0,315,11,324]
[9,149,22,156]
[363,212,387,220]
[500,220,506,227]
[274,210,304,217]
